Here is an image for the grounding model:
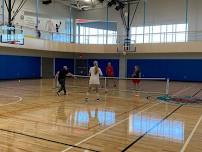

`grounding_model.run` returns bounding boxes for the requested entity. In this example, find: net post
[166,78,170,96]
[104,77,107,93]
